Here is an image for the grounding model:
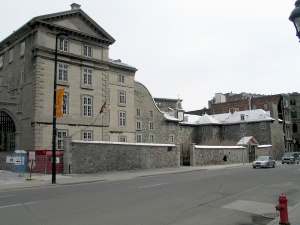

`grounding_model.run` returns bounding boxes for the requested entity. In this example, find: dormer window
[241,114,245,120]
